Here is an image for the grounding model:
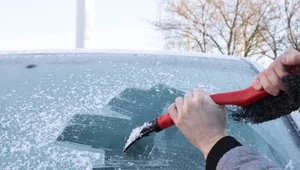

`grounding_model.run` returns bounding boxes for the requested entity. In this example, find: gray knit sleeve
[216,146,282,170]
